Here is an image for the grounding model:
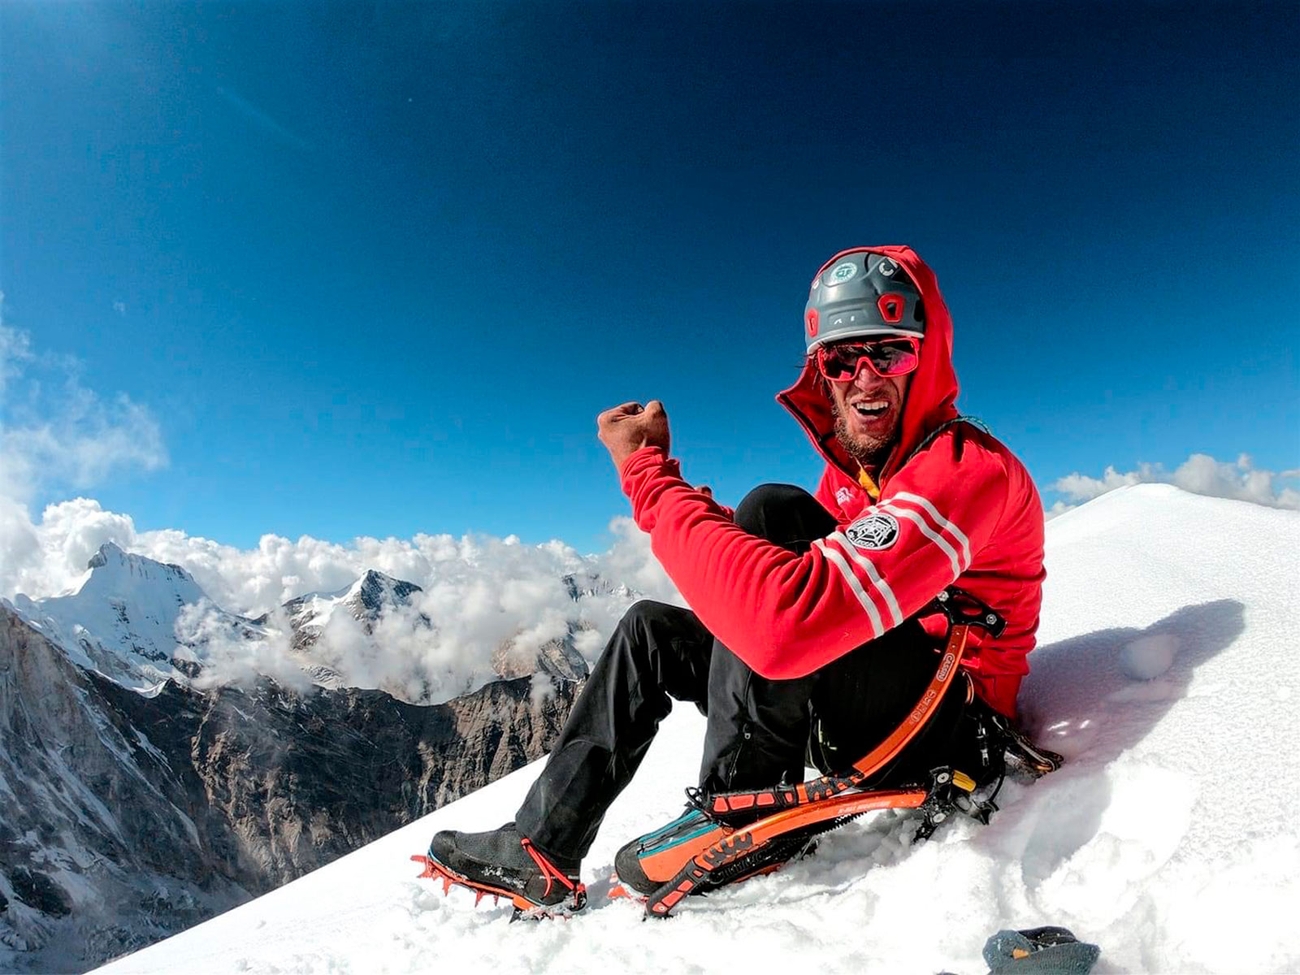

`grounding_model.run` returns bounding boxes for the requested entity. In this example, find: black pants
[516,484,987,862]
